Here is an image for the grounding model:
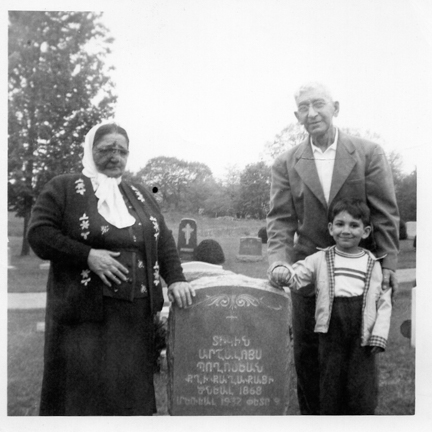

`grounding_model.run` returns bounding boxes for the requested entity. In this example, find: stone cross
[182,223,195,245]
[177,218,198,261]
